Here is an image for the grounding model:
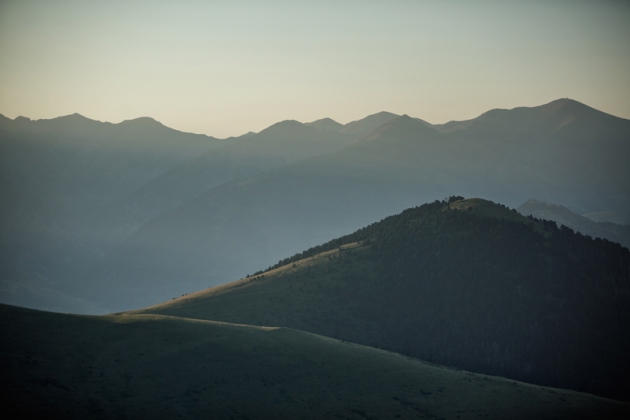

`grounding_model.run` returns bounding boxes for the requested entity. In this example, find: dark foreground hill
[1,304,627,420]
[134,198,630,401]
